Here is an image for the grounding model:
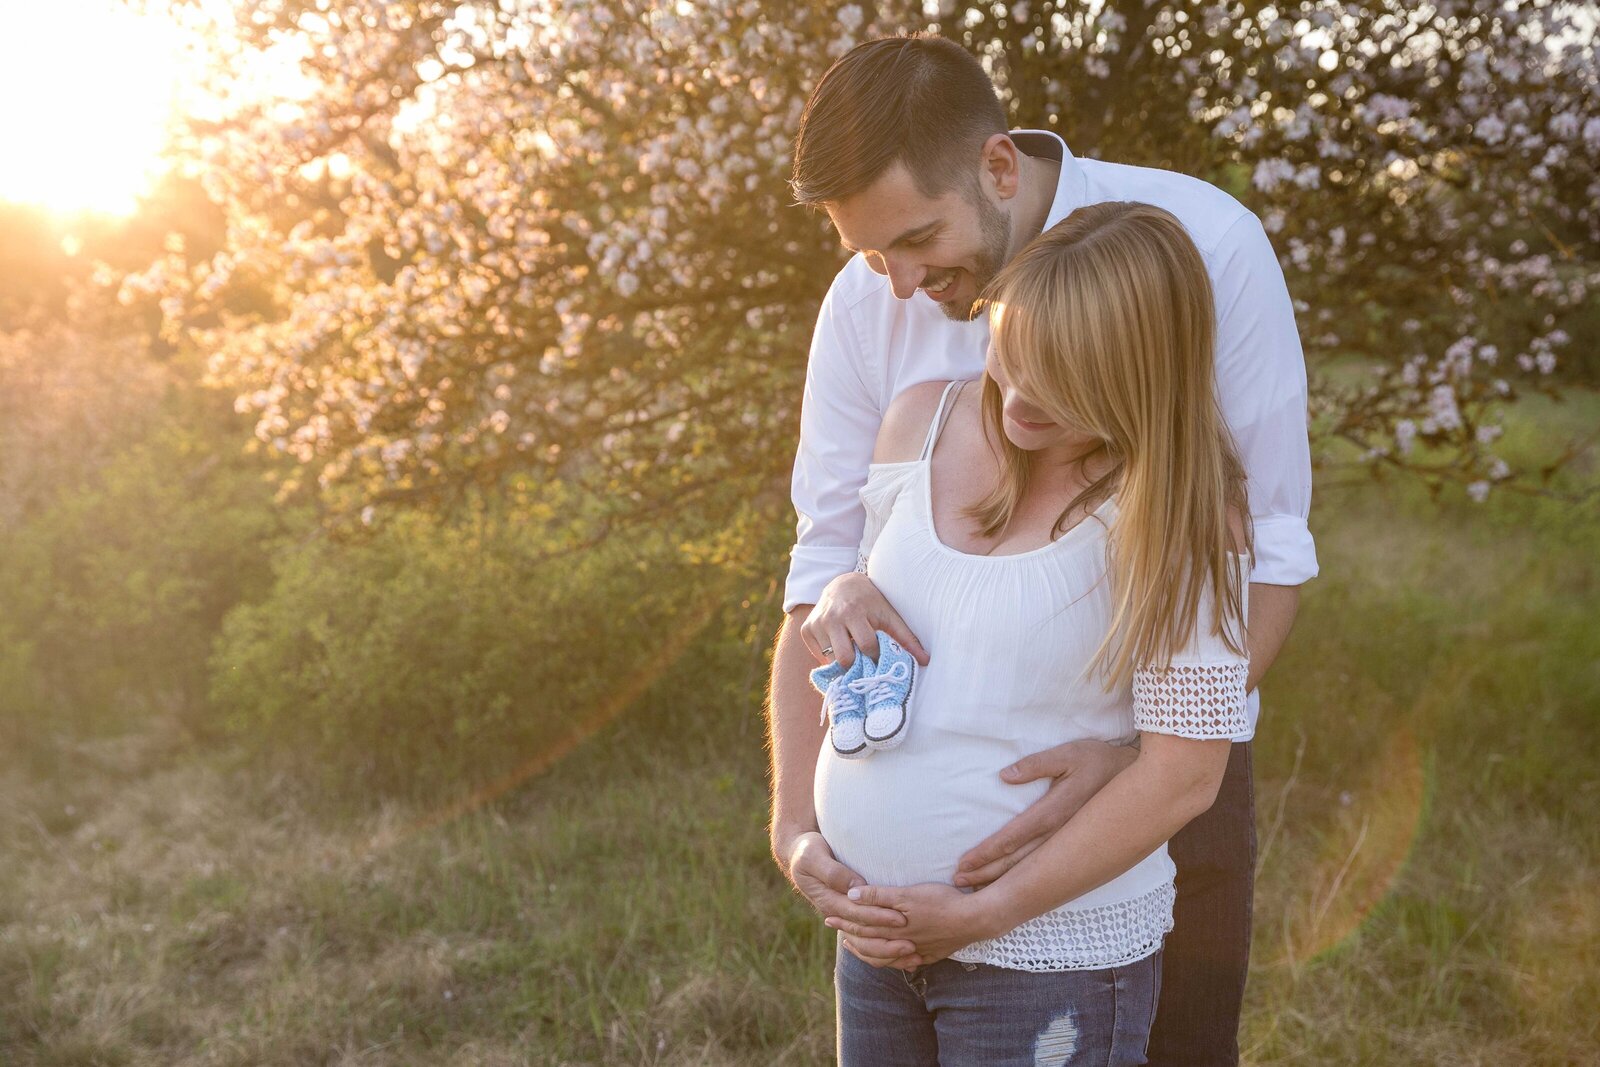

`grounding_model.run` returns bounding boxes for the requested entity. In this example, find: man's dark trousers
[1146,740,1257,1067]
